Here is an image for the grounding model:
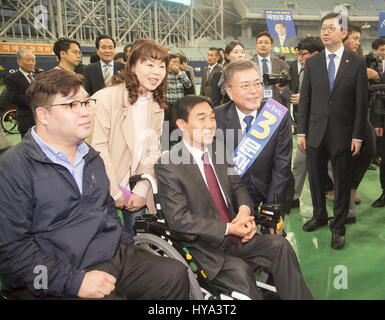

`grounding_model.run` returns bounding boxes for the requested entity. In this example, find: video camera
[369,84,385,115]
[254,194,283,232]
[263,70,291,87]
